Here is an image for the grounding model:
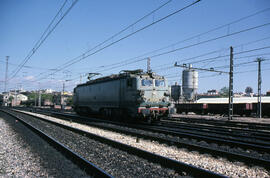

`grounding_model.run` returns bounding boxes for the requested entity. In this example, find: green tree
[66,97,73,106]
[24,92,54,106]
[27,92,37,101]
[220,87,229,97]
[41,93,53,103]
[8,96,14,102]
